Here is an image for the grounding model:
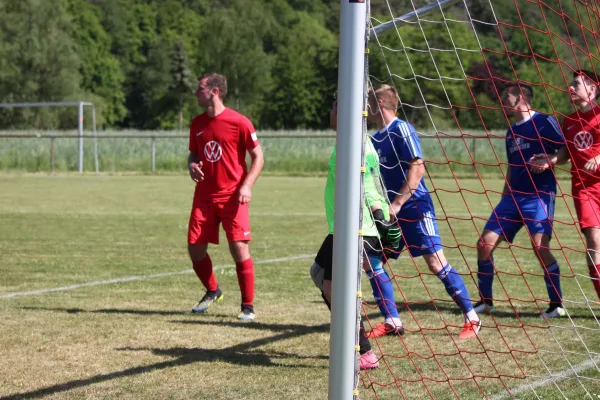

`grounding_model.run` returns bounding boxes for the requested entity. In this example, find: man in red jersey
[187,73,264,320]
[531,70,600,301]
